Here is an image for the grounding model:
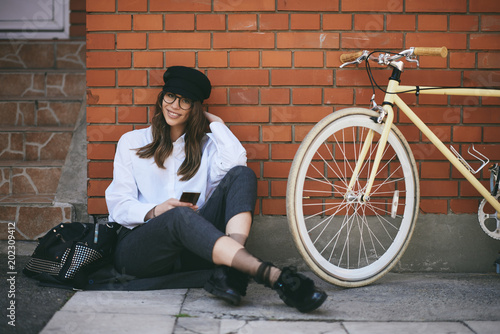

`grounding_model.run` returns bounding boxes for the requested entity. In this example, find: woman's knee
[227,166,257,184]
